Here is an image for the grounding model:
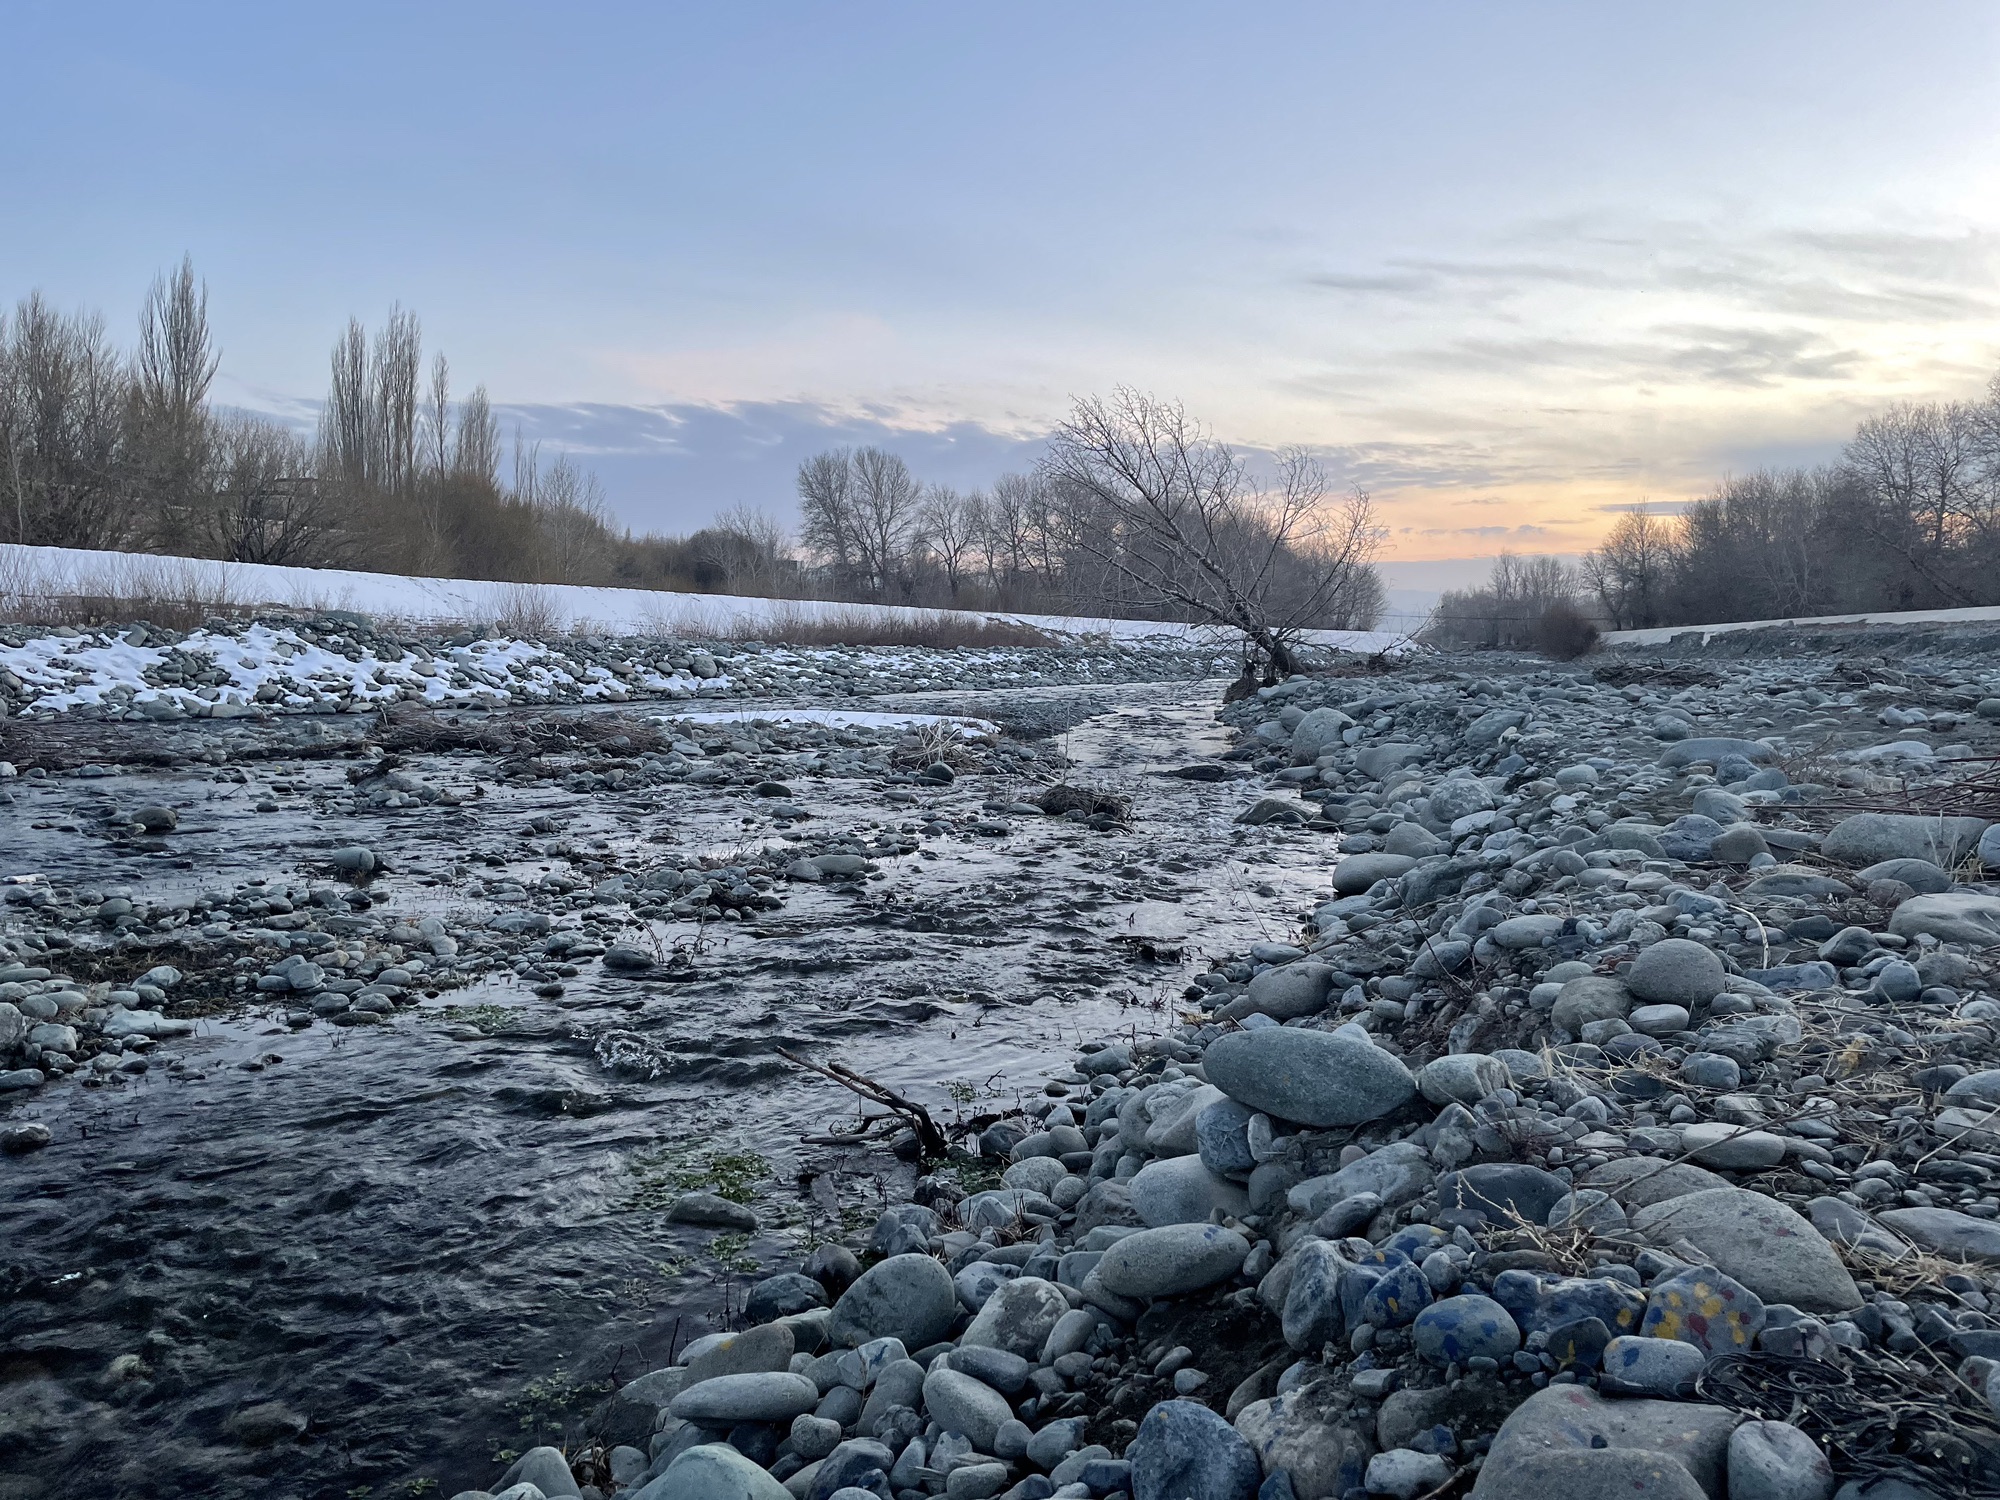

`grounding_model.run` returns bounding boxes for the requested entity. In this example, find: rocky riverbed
[10,631,2000,1500]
